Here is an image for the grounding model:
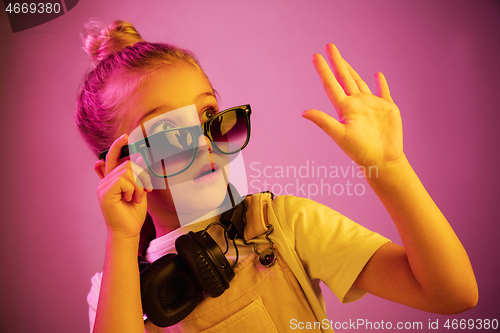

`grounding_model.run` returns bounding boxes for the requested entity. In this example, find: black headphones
[138,196,247,328]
